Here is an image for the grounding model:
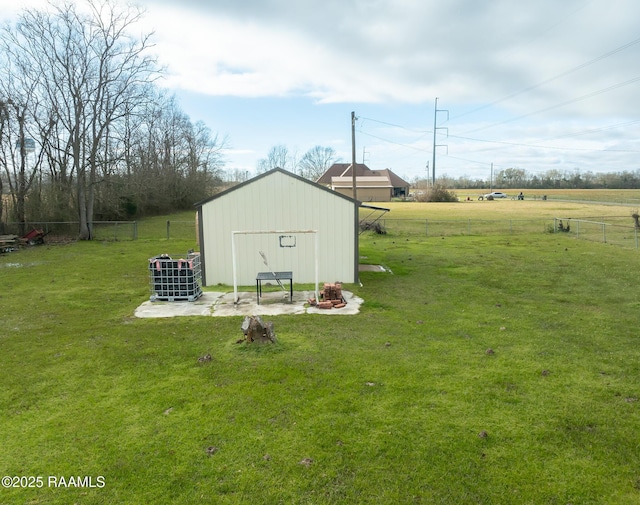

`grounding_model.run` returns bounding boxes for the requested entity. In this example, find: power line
[452,33,640,123]
[449,133,640,154]
[462,74,640,134]
[357,115,428,133]
[357,129,432,154]
[535,119,640,141]
[359,116,640,158]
